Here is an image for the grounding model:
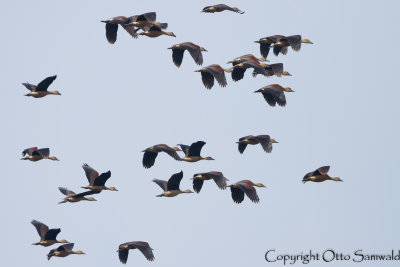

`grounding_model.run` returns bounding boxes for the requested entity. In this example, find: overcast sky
[1,0,399,266]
